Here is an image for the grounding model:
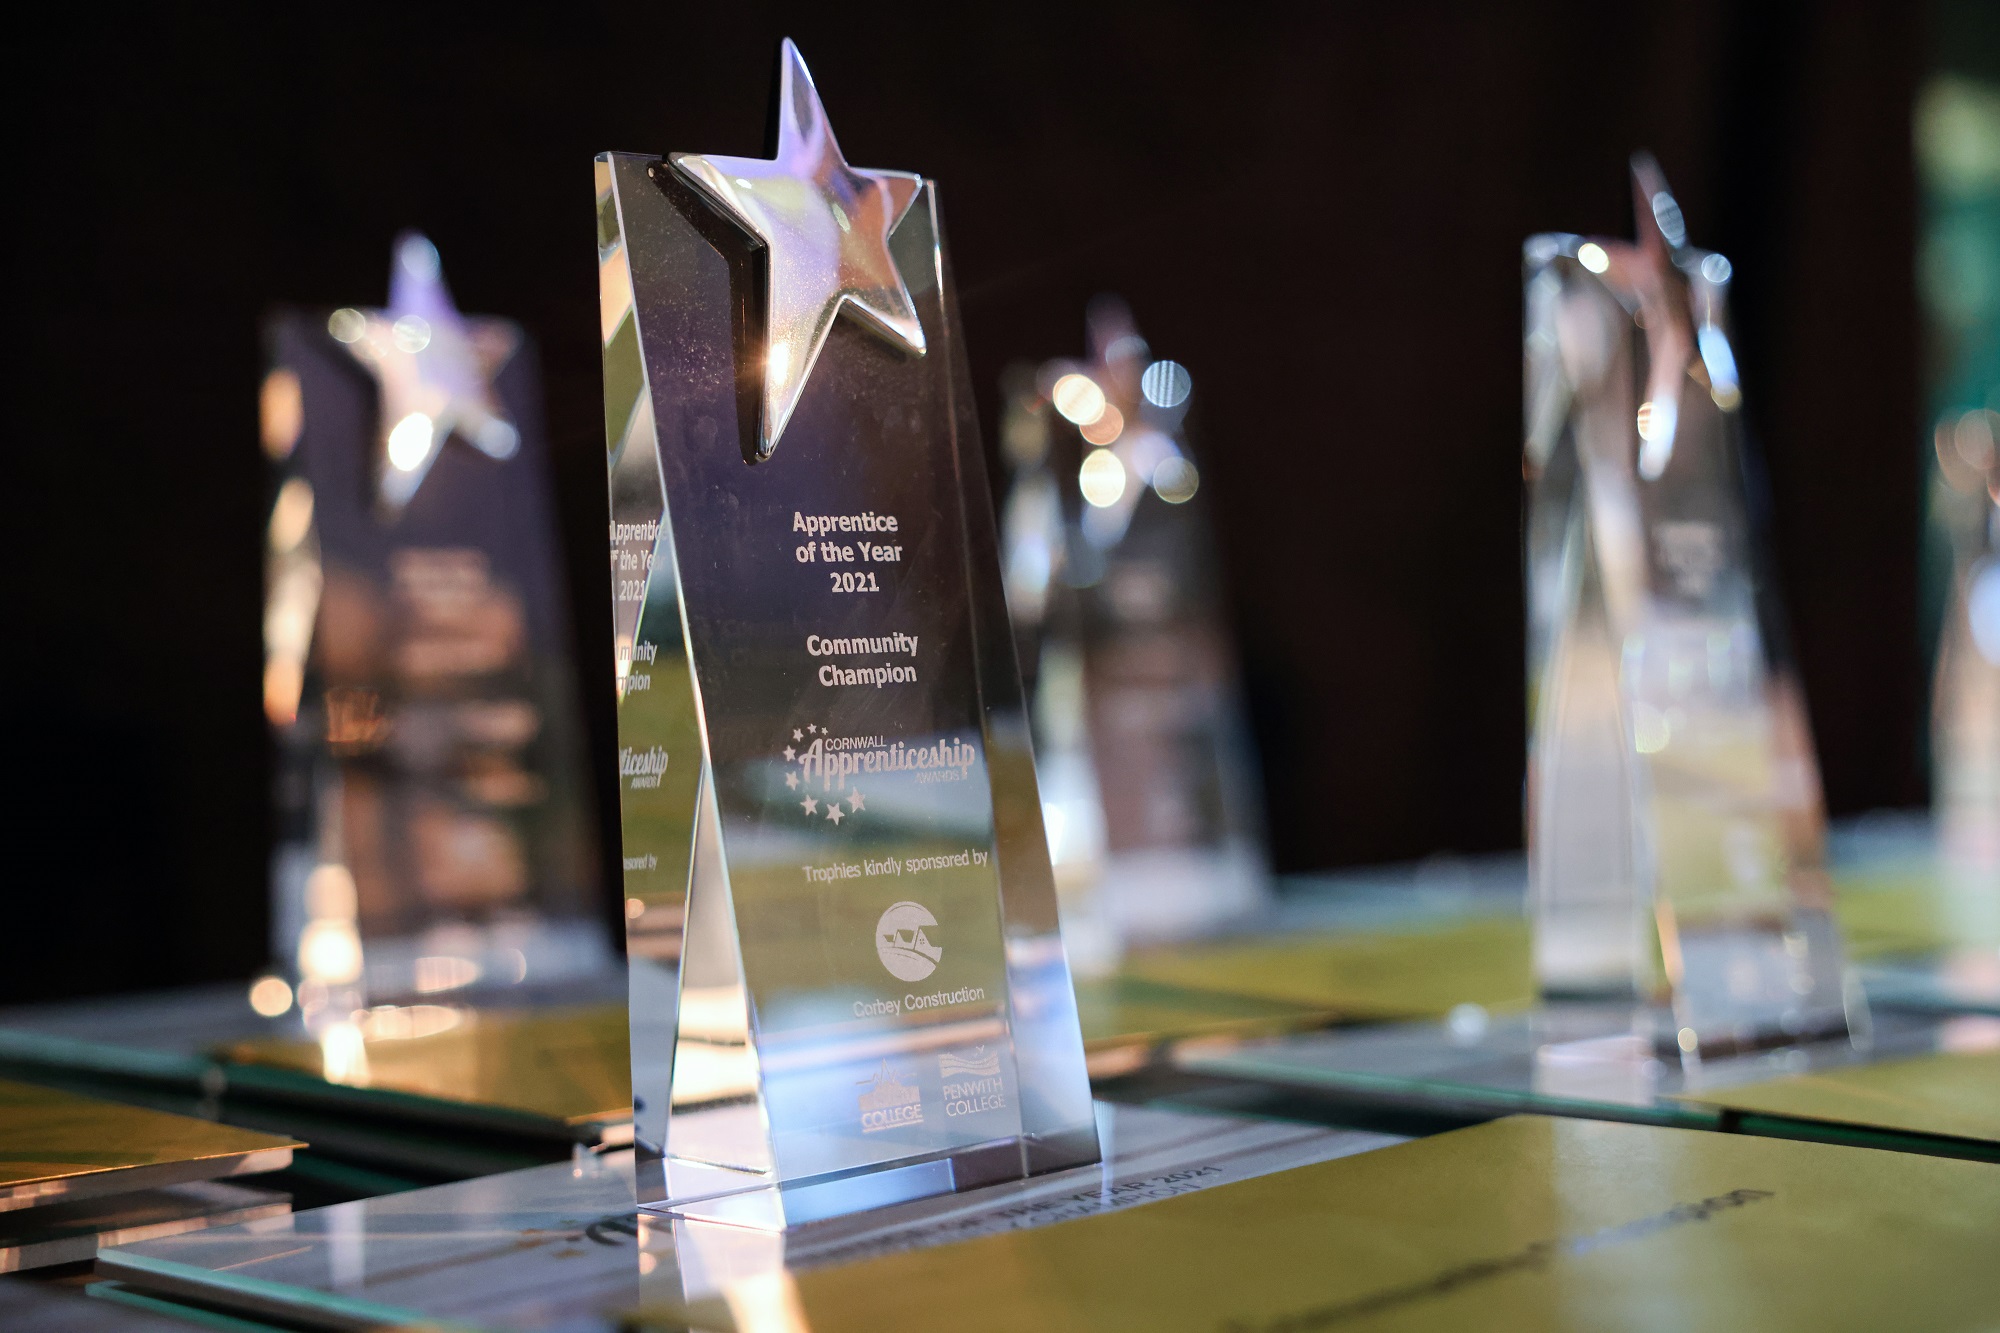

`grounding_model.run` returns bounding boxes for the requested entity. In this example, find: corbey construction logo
[857,1061,924,1134]
[876,902,942,981]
